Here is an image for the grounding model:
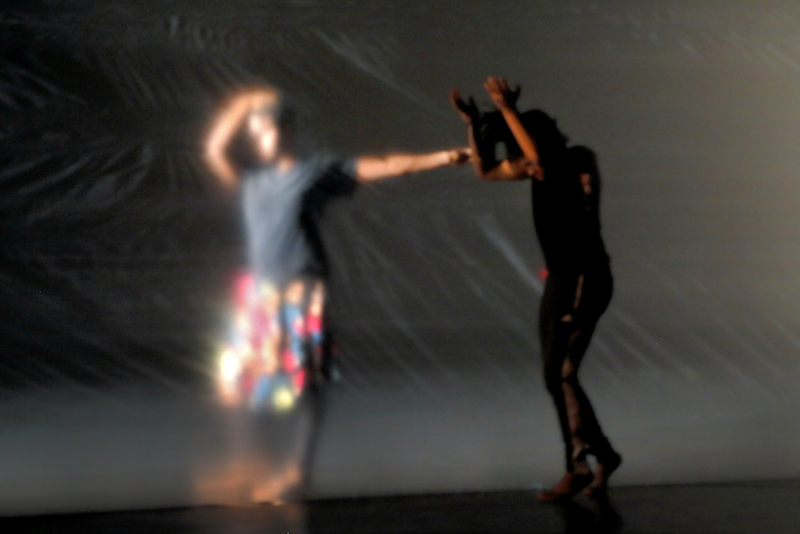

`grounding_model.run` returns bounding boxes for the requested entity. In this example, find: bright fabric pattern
[217,272,325,412]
